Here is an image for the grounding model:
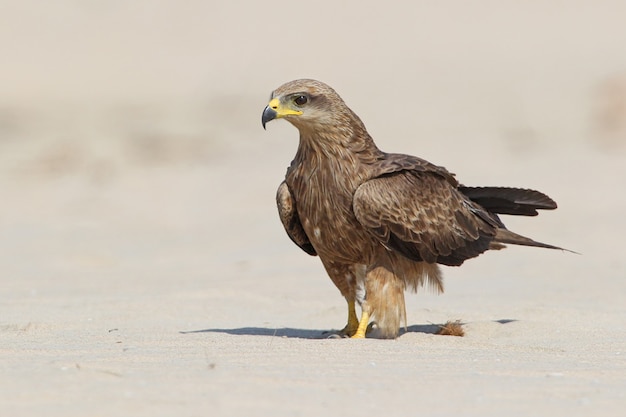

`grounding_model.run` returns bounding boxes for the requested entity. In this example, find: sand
[1,2,625,416]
